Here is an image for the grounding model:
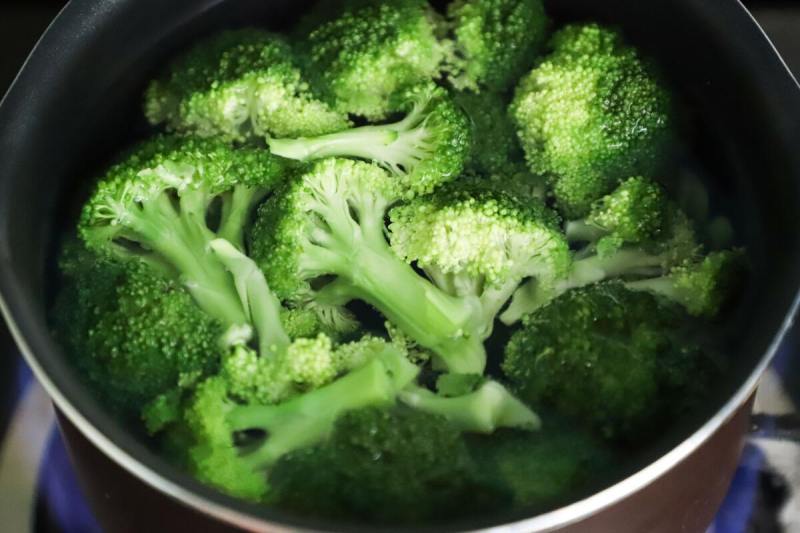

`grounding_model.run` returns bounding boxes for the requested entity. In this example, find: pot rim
[1,1,800,532]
